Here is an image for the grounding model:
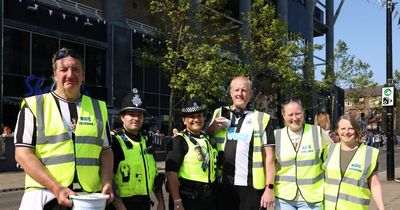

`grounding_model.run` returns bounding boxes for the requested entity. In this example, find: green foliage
[243,0,311,95]
[148,0,246,105]
[320,40,377,102]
